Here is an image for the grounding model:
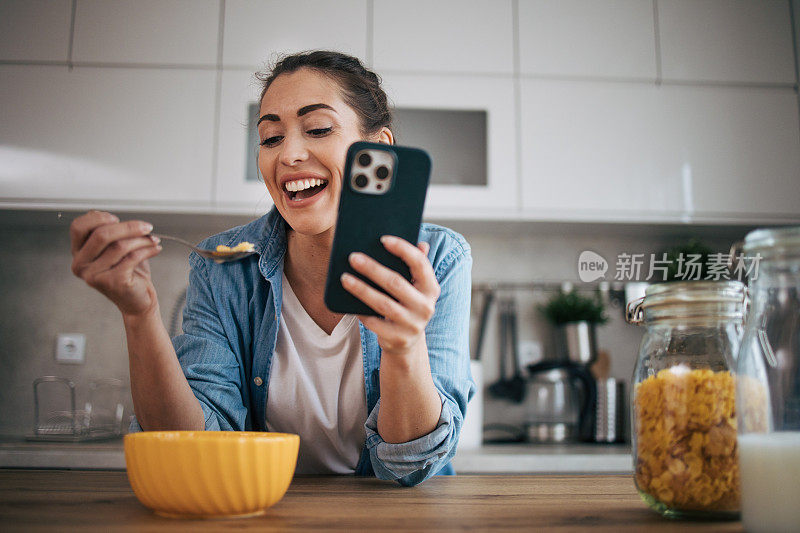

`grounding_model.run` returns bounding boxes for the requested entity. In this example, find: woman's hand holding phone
[341,235,440,361]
